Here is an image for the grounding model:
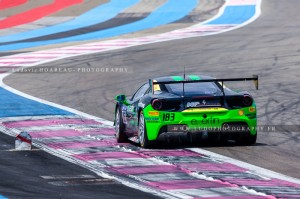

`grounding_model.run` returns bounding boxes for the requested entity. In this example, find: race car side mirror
[115,94,126,102]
